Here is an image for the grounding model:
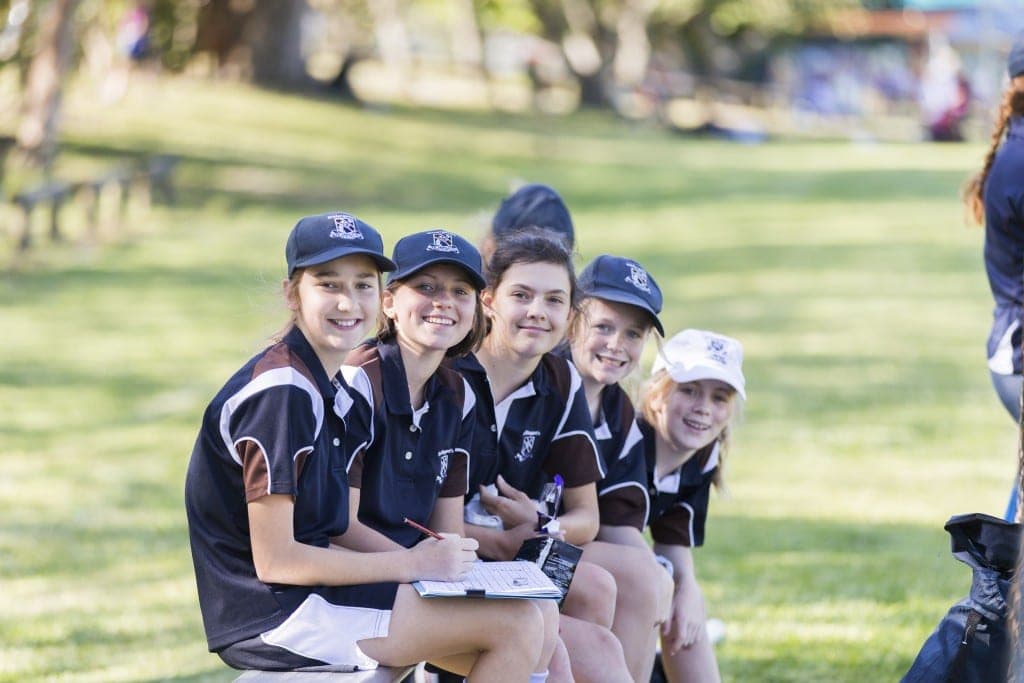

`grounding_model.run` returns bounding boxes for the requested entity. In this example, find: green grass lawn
[0,76,1013,682]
